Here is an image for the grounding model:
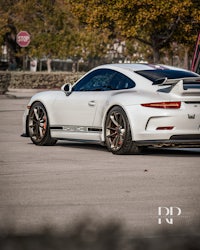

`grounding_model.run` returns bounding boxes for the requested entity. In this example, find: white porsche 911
[22,63,200,154]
